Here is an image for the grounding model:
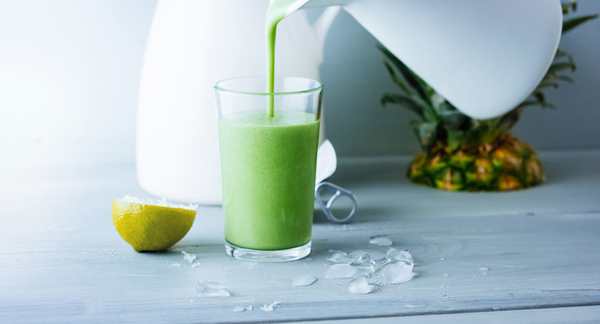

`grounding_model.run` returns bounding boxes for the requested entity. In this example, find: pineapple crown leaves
[379,44,438,122]
[379,0,596,152]
[562,0,598,34]
[379,44,473,151]
[562,0,599,34]
[525,1,597,109]
[562,0,578,14]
